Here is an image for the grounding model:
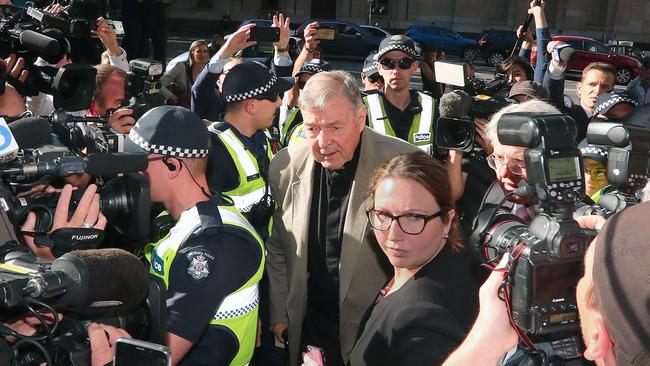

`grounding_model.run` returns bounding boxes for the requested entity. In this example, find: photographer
[192,15,294,121]
[444,203,650,366]
[88,64,135,134]
[124,106,264,365]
